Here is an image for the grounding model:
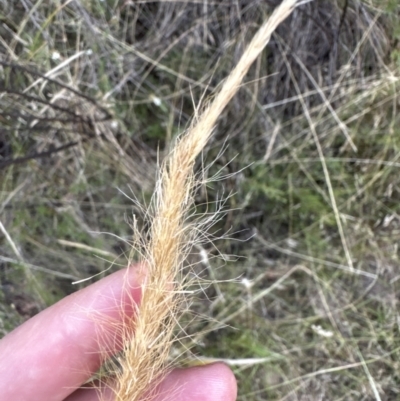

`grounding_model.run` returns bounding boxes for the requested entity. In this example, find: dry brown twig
[112,1,299,400]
